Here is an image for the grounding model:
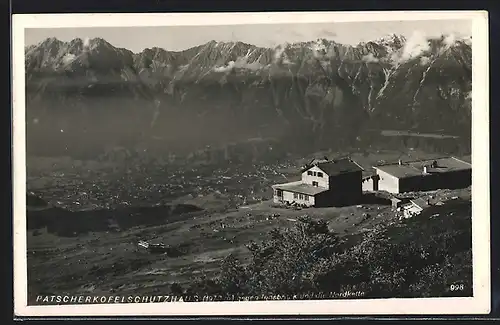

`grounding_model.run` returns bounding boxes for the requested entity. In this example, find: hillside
[25,34,472,159]
[27,191,472,302]
[180,198,473,299]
